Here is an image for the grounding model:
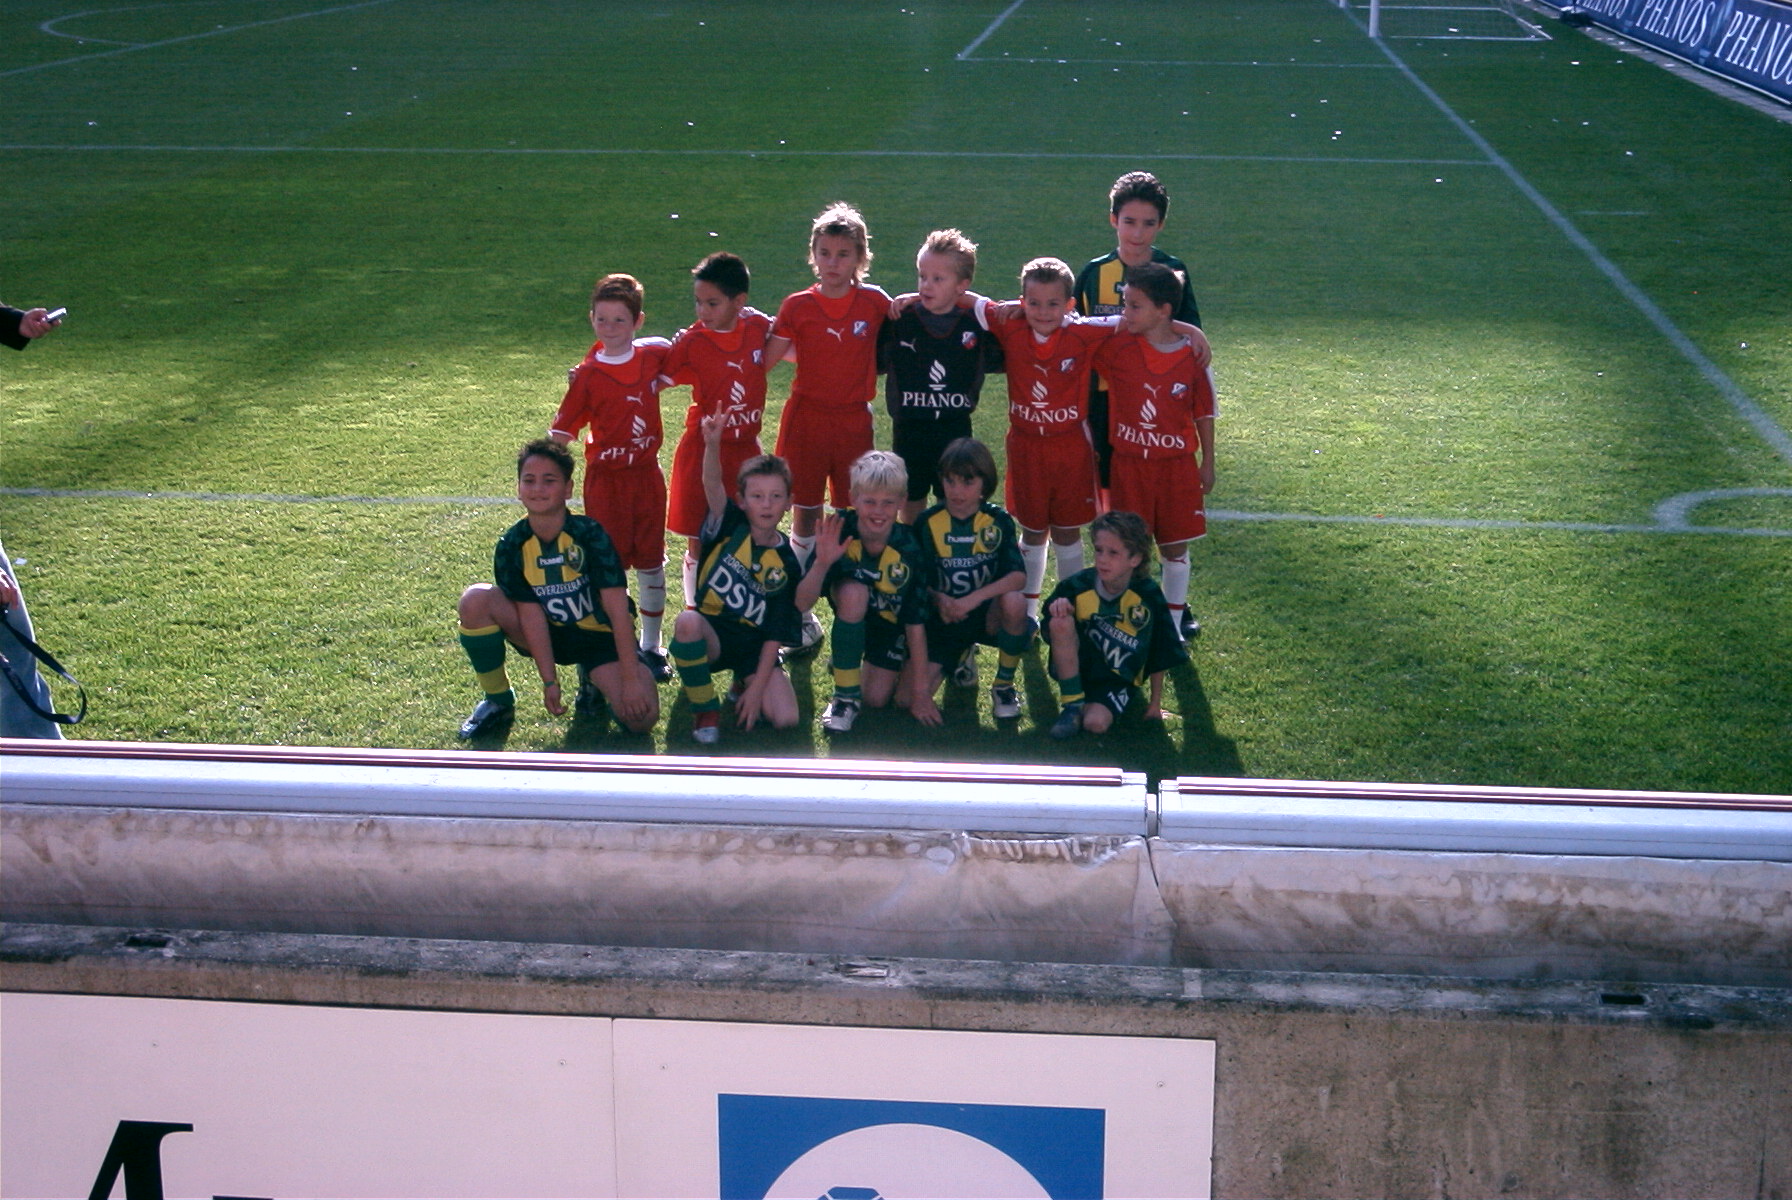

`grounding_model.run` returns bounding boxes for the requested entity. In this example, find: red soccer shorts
[775,396,873,510]
[1107,453,1206,544]
[581,461,667,569]
[666,427,764,538]
[1005,428,1099,532]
